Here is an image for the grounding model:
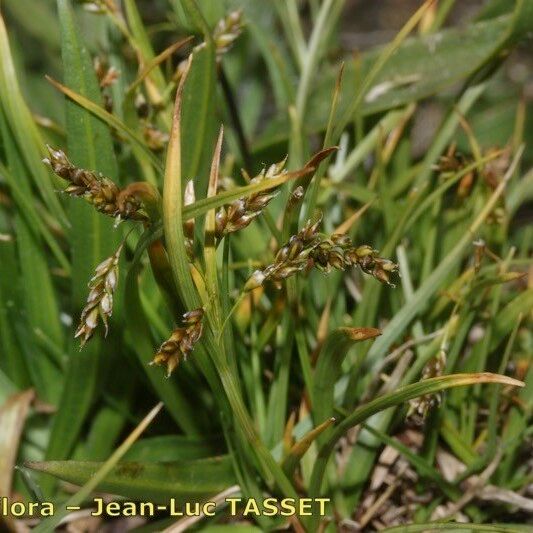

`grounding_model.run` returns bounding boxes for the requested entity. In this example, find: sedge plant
[0,0,532,531]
